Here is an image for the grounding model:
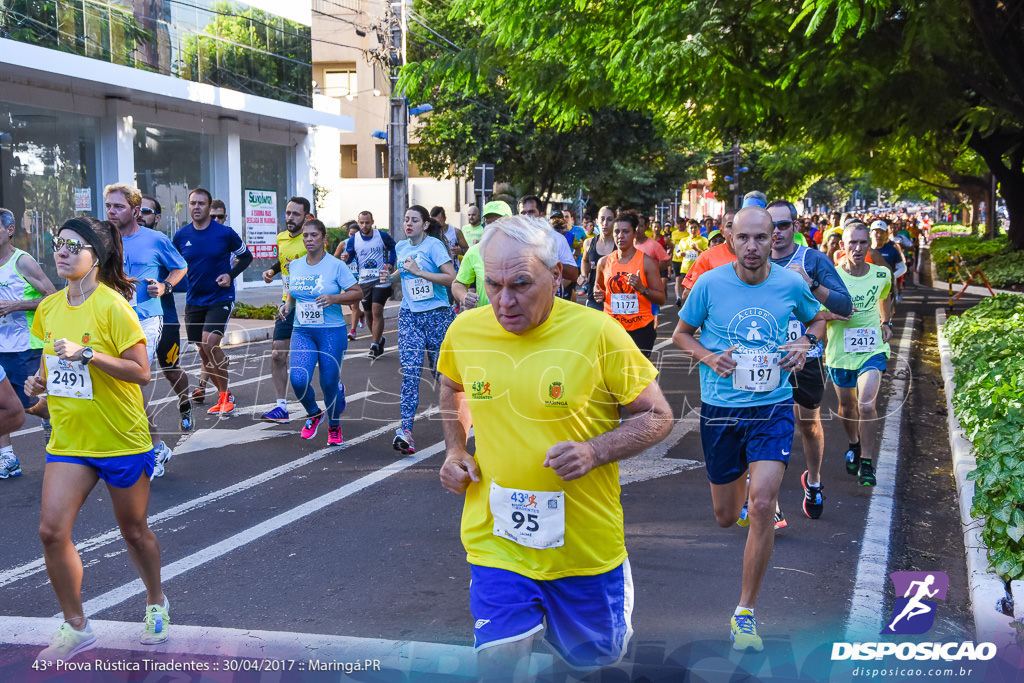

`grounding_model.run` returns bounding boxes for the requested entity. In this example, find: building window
[341,144,358,178]
[324,68,357,99]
